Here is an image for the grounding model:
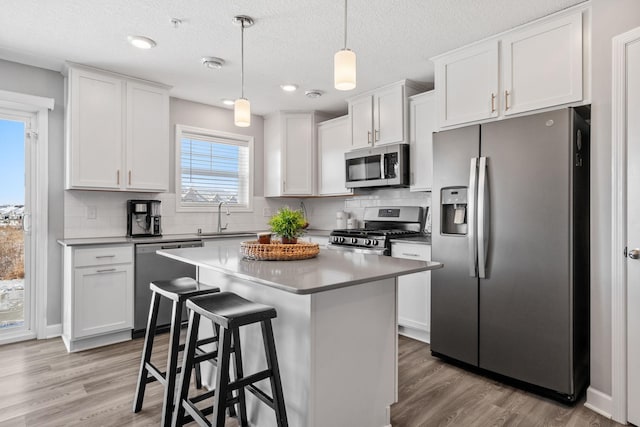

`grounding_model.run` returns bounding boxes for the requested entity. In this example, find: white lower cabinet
[391,241,431,343]
[62,244,134,352]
